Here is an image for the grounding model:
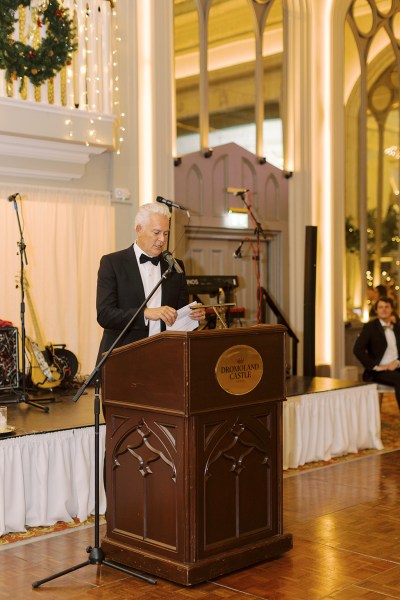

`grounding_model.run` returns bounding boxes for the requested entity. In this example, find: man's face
[375,300,393,322]
[136,214,169,257]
